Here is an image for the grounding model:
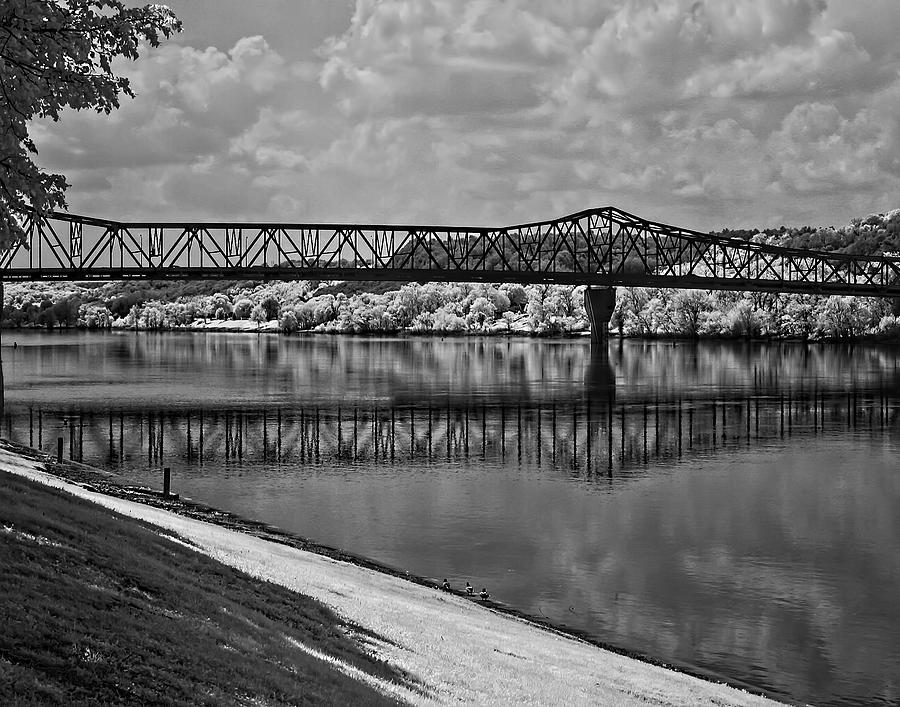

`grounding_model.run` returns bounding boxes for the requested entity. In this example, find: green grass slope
[0,470,413,706]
